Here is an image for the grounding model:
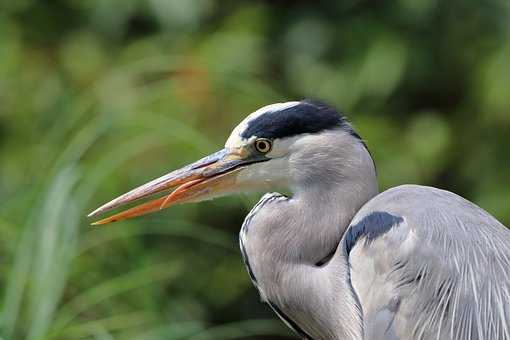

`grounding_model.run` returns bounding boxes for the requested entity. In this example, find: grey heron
[89,100,510,340]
